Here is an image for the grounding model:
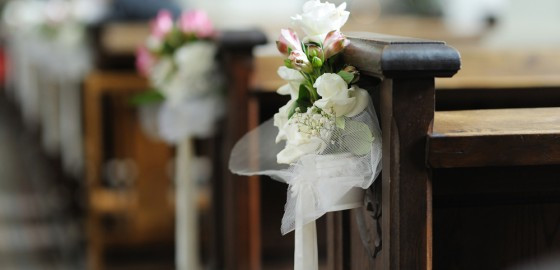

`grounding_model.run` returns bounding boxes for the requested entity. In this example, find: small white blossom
[277,107,335,164]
